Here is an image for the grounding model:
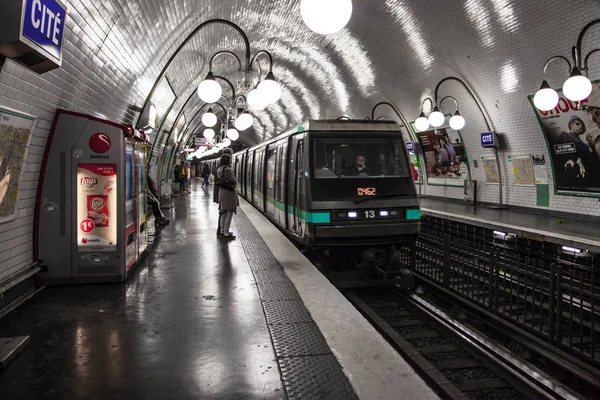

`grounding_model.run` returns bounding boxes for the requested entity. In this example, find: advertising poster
[414,126,468,187]
[77,164,118,248]
[528,82,600,195]
[531,154,548,185]
[481,155,500,184]
[0,107,36,223]
[507,154,535,186]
